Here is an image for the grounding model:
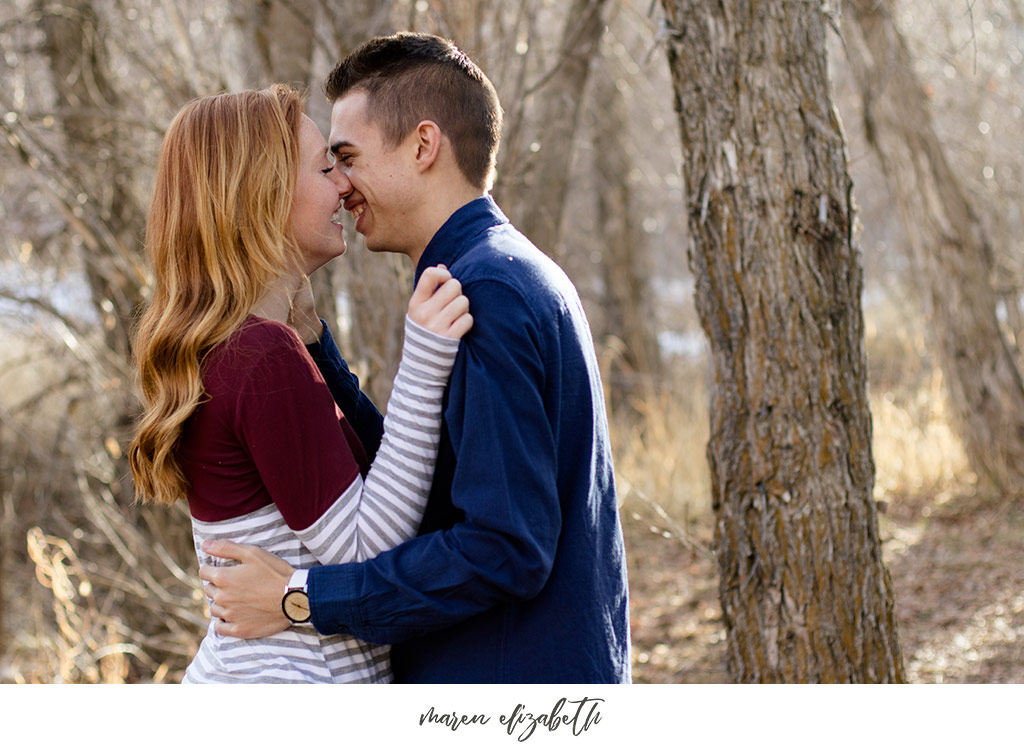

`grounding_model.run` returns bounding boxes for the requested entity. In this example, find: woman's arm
[262,266,468,557]
[198,319,457,635]
[290,314,459,563]
[198,268,470,636]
